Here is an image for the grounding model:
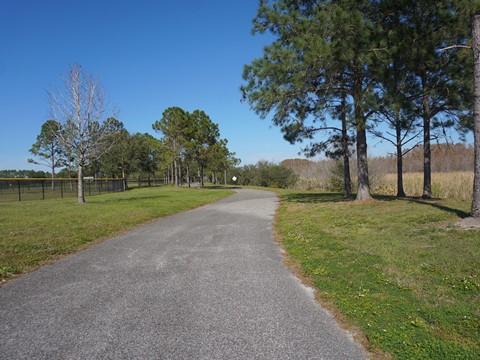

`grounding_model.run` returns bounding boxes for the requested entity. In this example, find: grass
[276,190,480,359]
[375,172,474,201]
[0,186,233,282]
